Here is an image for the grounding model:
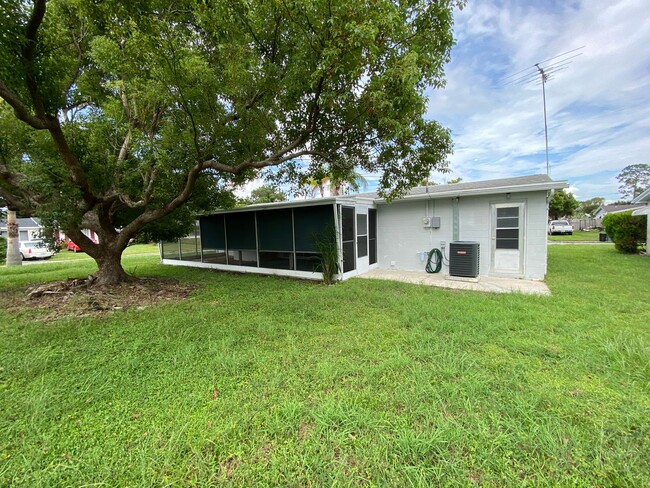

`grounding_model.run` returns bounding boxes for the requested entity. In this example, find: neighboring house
[593,204,644,220]
[0,217,97,244]
[631,188,650,254]
[161,174,567,281]
[0,217,44,242]
[67,229,99,244]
